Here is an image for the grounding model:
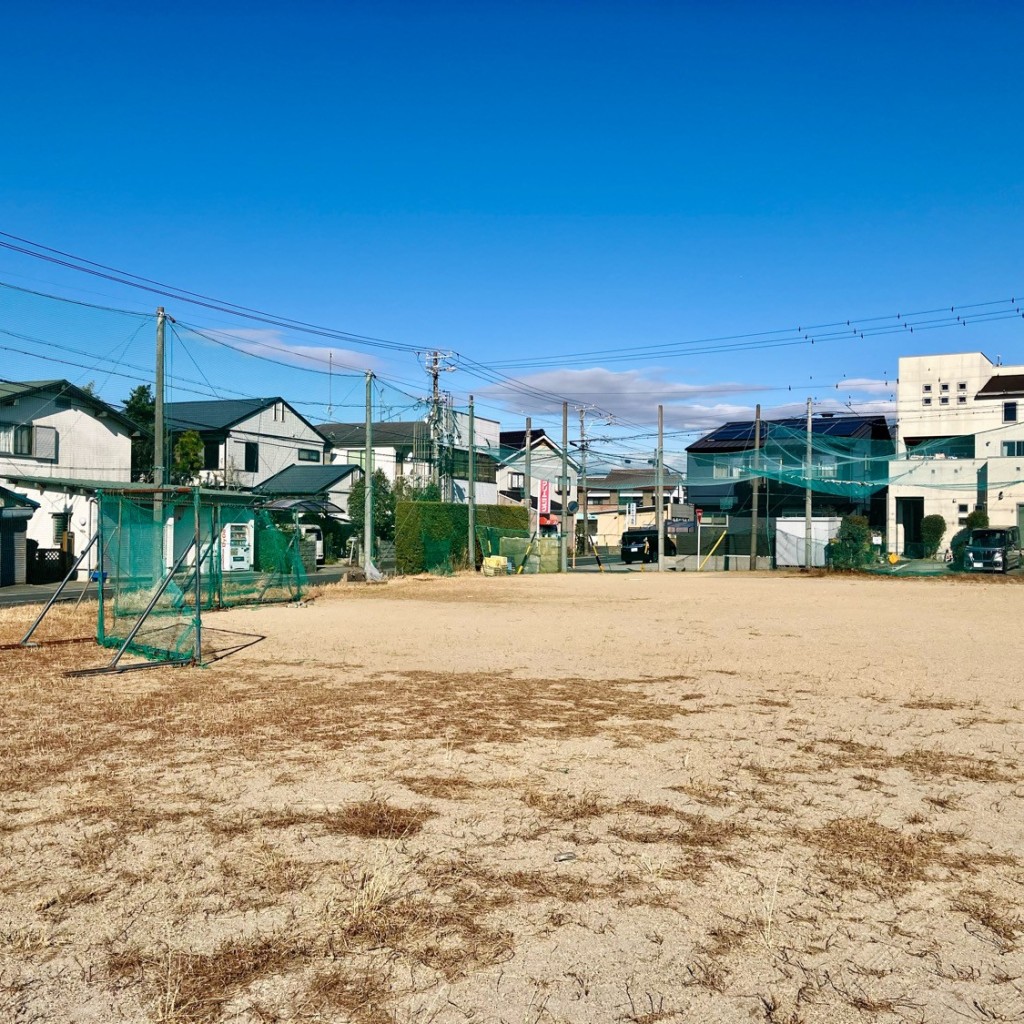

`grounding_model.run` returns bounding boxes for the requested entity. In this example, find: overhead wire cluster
[1,230,1021,447]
